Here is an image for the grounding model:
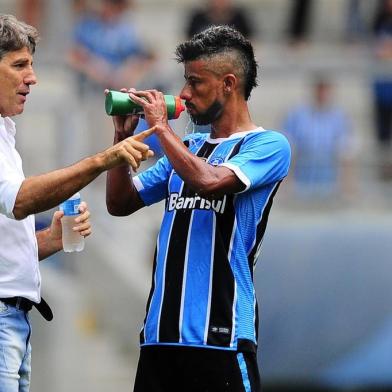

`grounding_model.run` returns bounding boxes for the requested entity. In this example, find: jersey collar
[207,127,265,144]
